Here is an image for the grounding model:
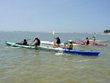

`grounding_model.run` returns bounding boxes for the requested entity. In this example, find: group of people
[19,36,73,49]
[53,37,73,49]
[18,36,96,49]
[18,37,40,47]
[85,36,96,45]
